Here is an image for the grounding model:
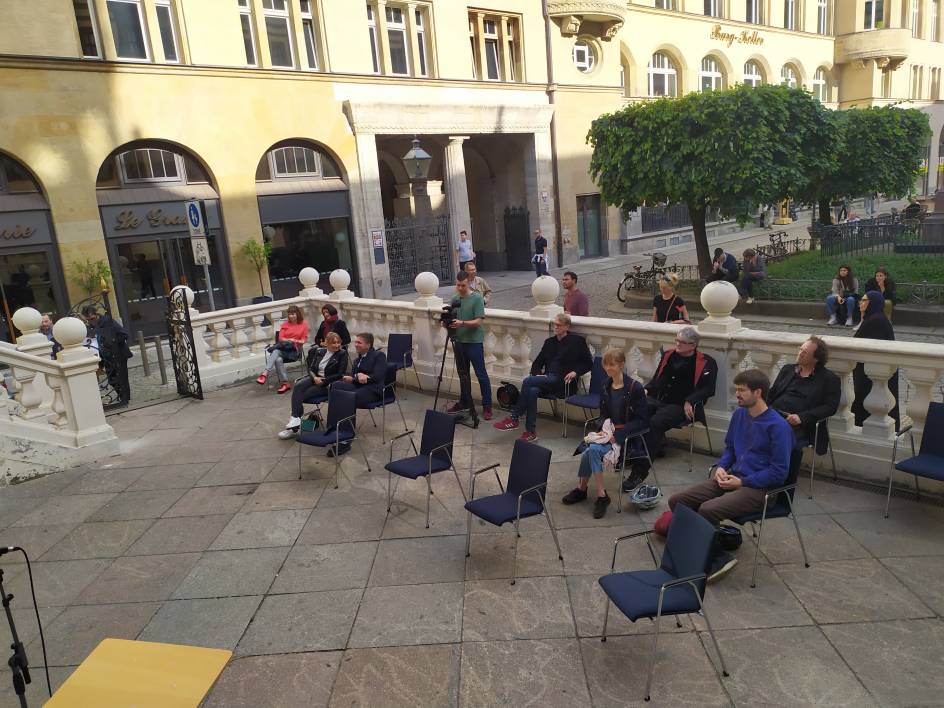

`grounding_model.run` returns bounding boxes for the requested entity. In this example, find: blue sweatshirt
[717,407,792,489]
